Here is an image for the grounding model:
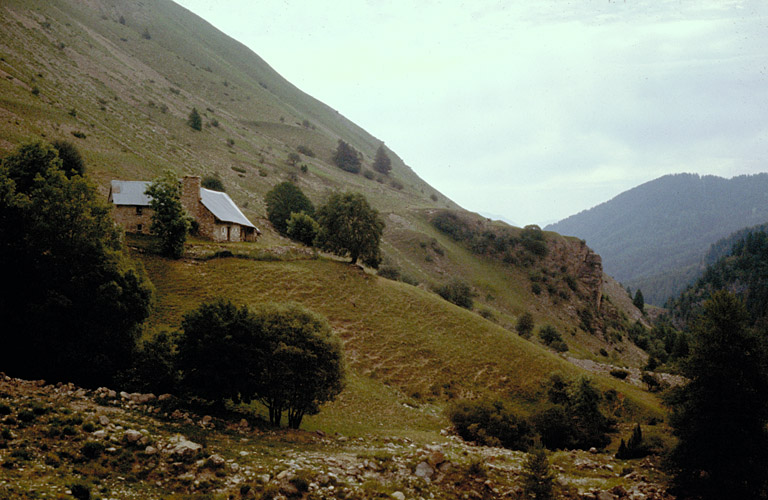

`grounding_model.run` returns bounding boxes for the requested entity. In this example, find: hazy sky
[174,0,768,226]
